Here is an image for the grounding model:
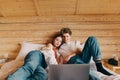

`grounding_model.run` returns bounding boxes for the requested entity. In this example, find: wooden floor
[103,60,120,74]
